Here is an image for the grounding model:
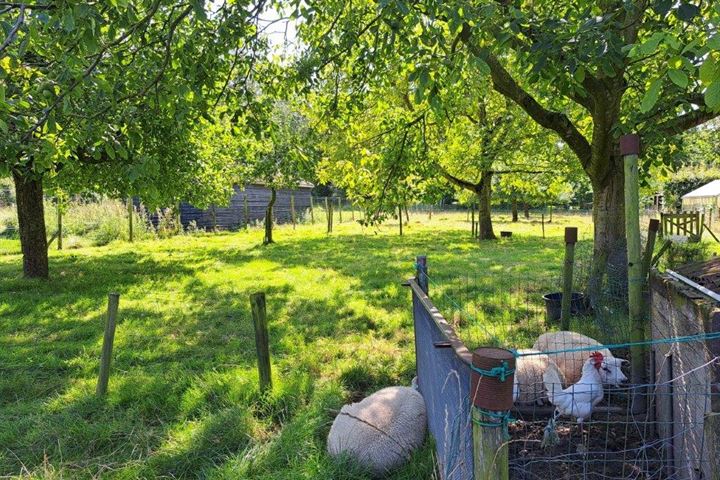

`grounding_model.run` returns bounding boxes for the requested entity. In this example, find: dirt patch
[508,413,667,479]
